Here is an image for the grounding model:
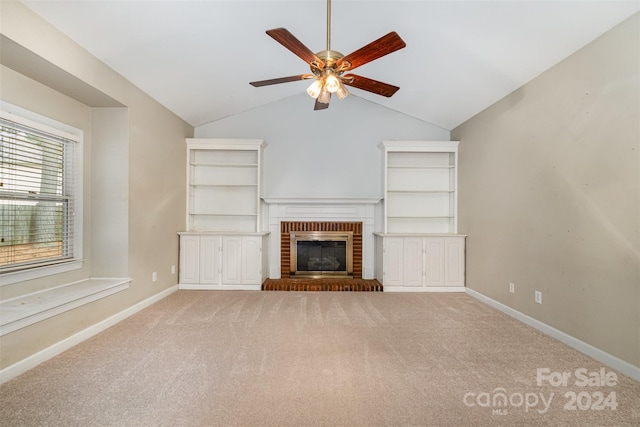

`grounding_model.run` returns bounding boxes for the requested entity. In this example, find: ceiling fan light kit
[250,0,406,110]
[306,79,324,98]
